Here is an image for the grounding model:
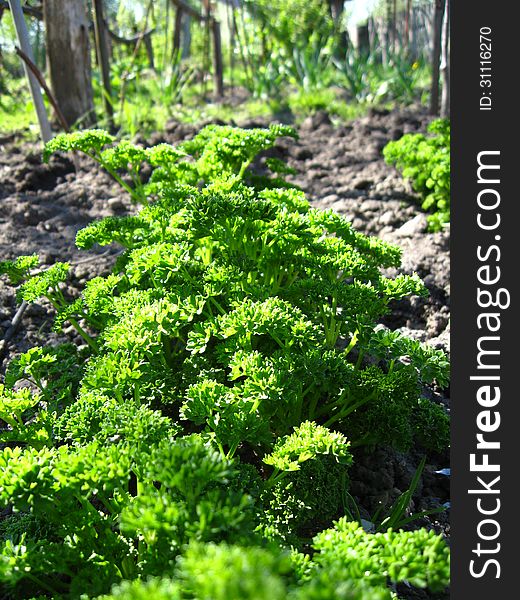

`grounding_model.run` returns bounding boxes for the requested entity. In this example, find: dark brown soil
[0,107,450,597]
